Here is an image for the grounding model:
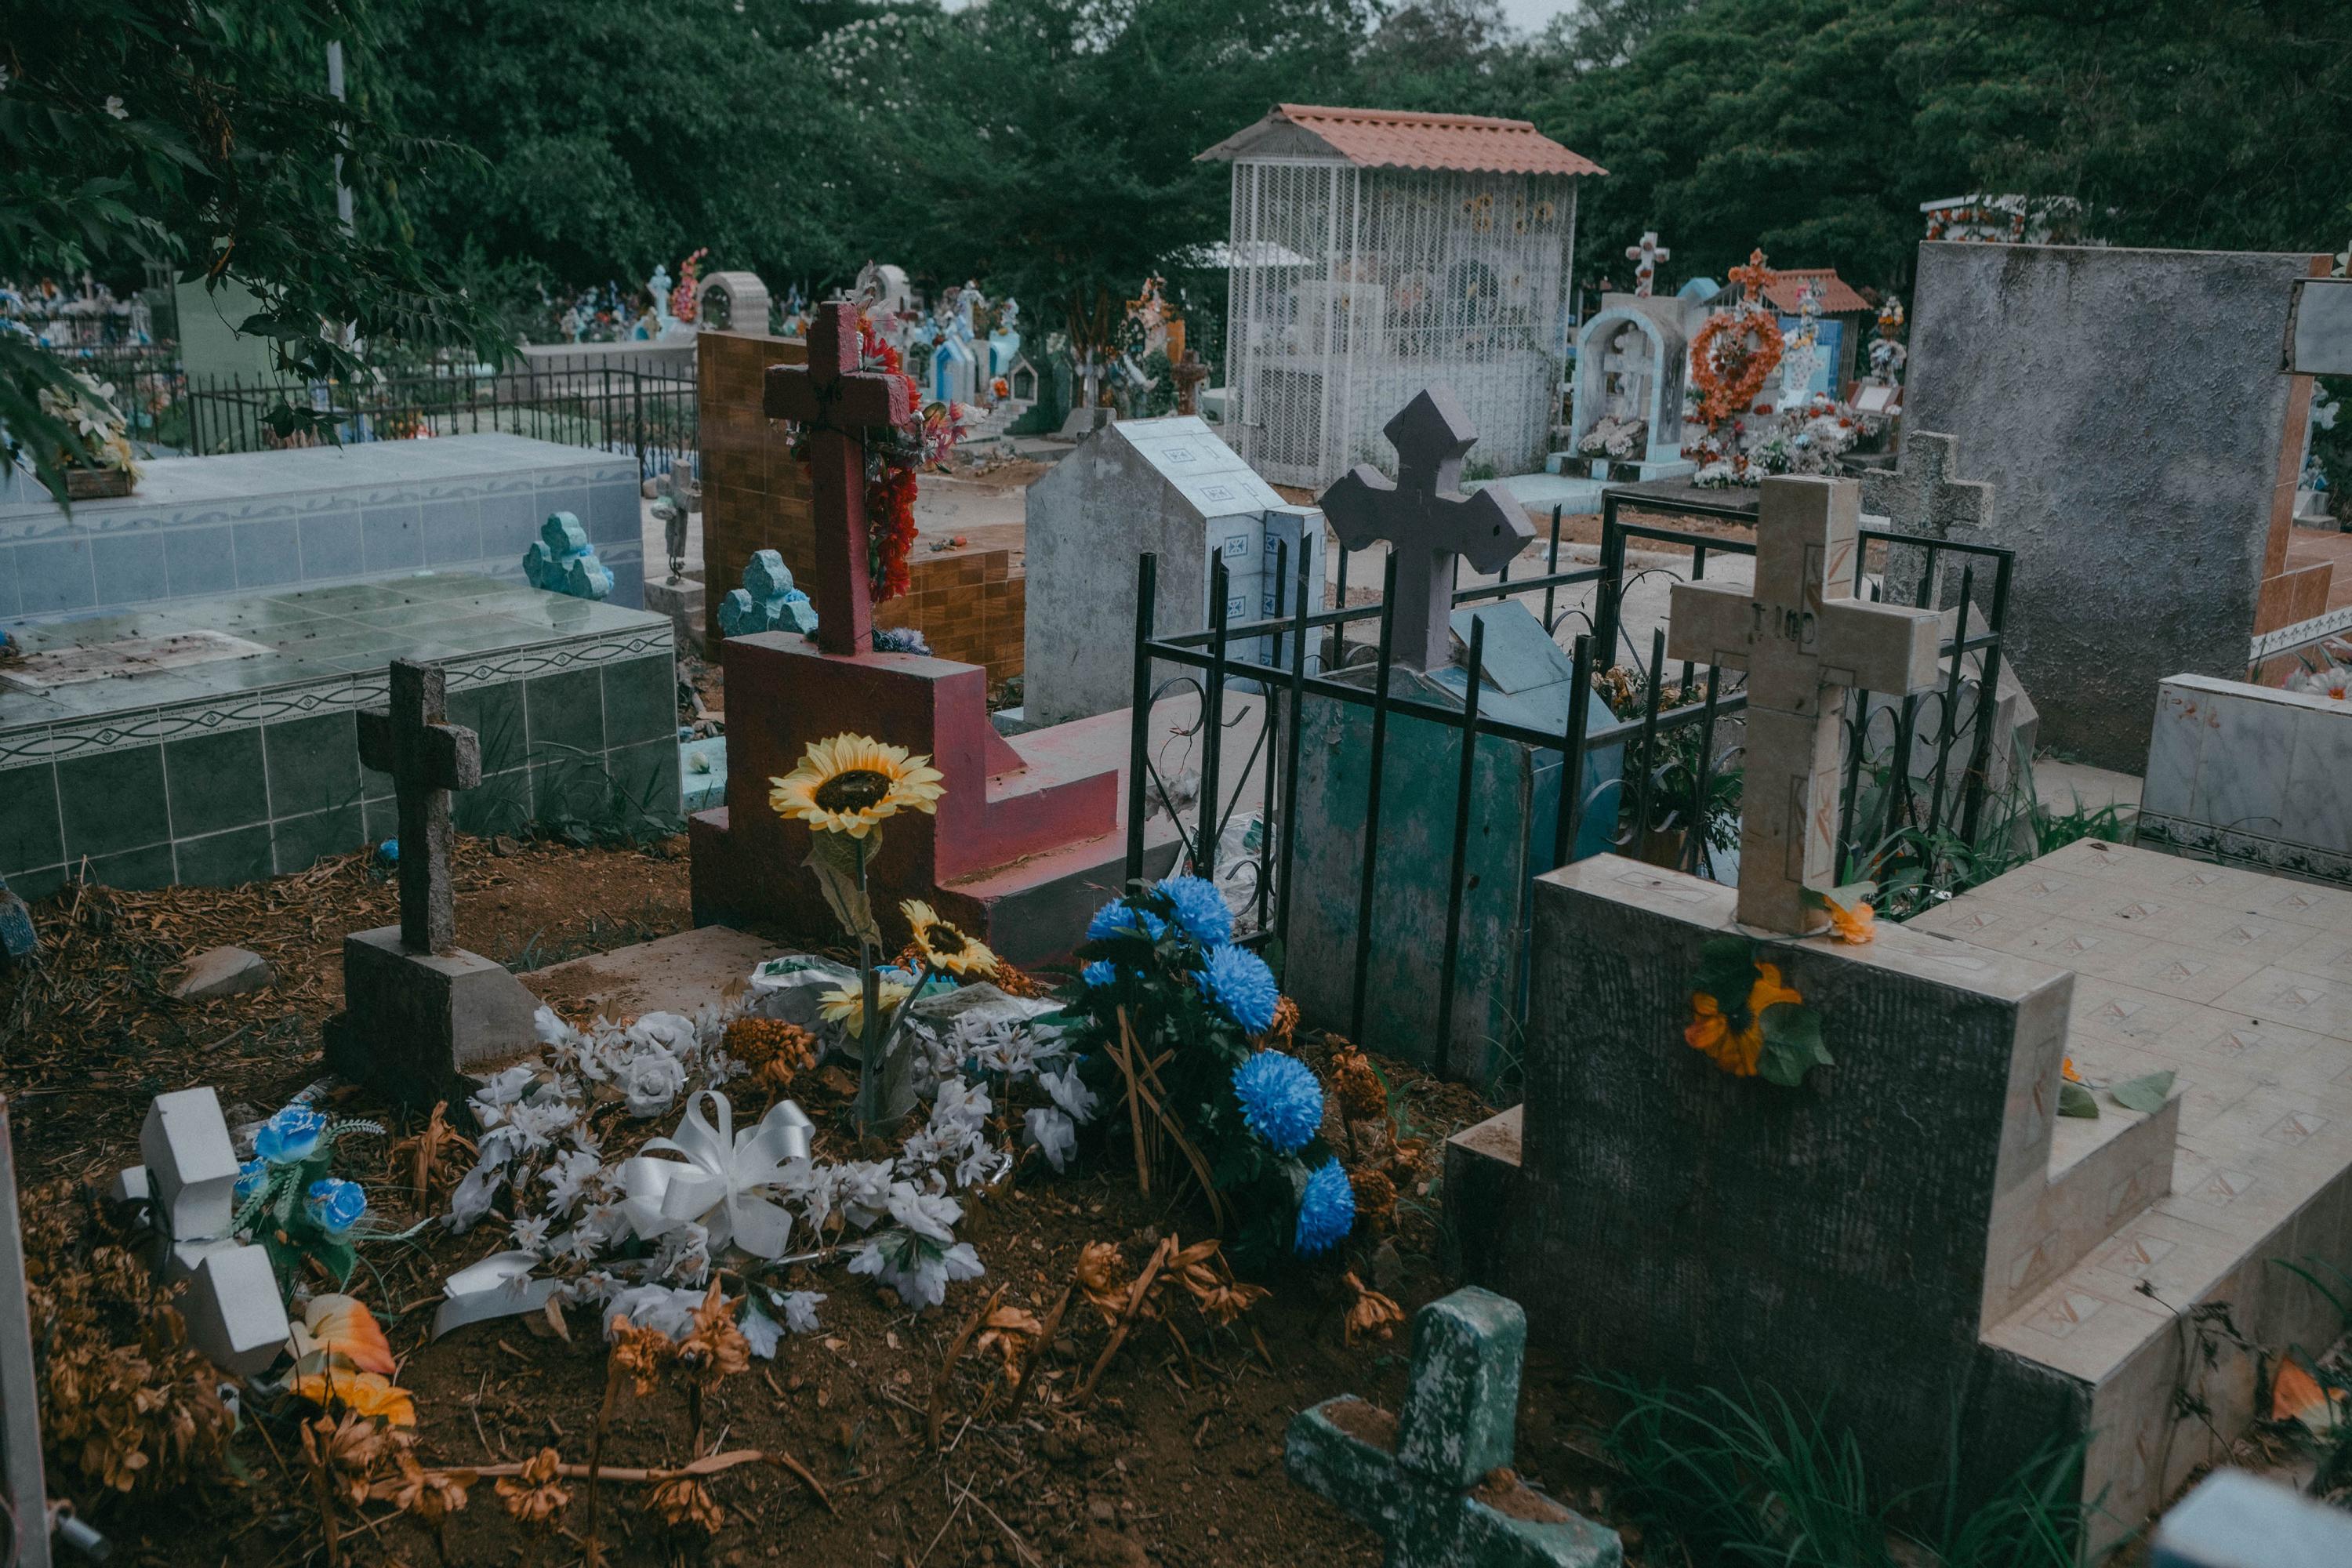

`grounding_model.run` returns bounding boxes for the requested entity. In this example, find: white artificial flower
[617,1047,688,1118]
[835,1160,896,1230]
[1024,1106,1076,1172]
[540,1147,605,1216]
[652,1220,713,1286]
[606,1283,706,1338]
[779,1290,826,1334]
[1038,1065,1099,1126]
[509,1214,551,1253]
[475,1064,539,1109]
[884,1180,962,1244]
[740,1299,783,1359]
[103,96,127,119]
[848,1232,984,1311]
